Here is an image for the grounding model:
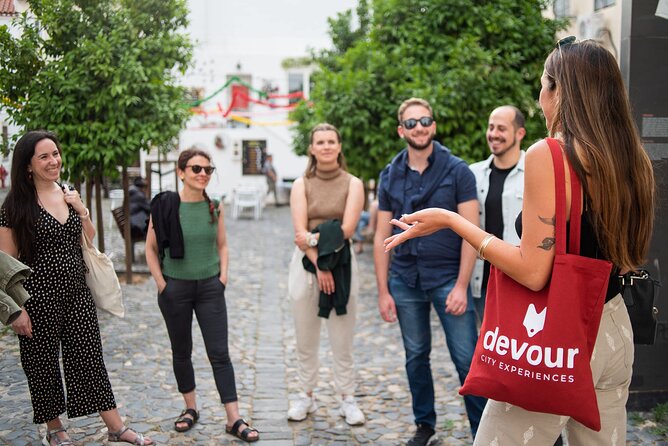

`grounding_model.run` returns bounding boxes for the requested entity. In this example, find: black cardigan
[150,191,184,259]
